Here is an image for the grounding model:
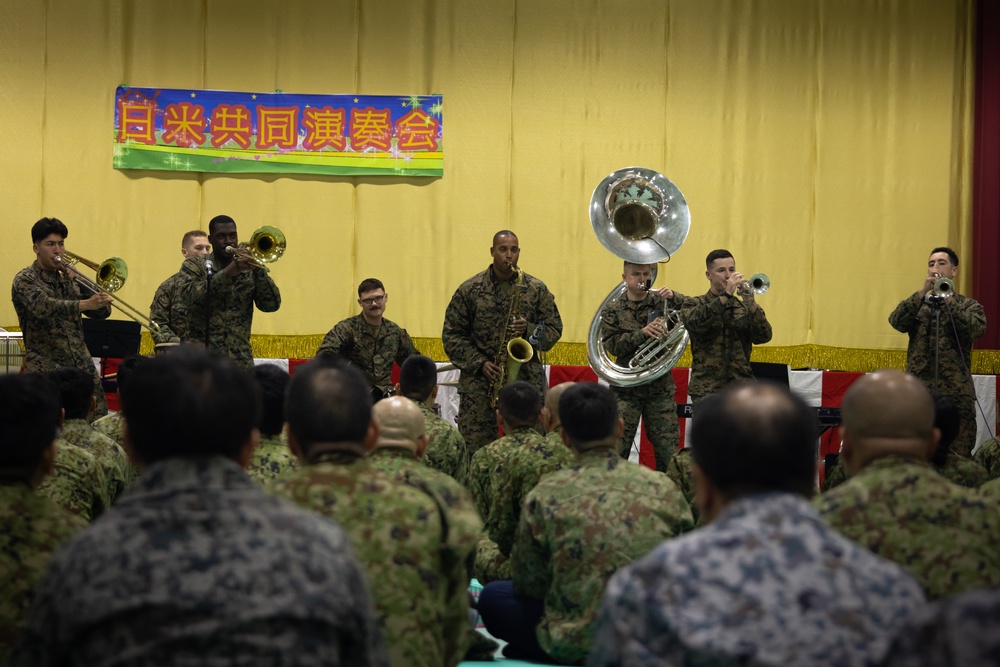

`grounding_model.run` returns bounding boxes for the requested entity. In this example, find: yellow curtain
[0,0,978,370]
